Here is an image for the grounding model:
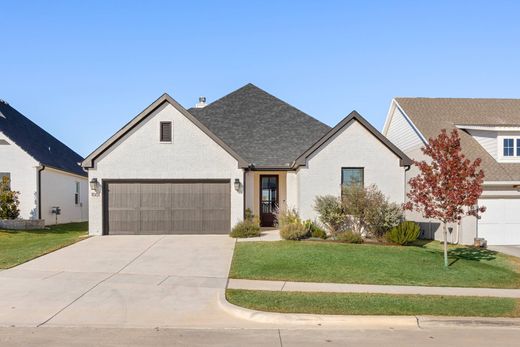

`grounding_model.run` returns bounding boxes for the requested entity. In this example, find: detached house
[0,100,88,224]
[384,98,520,245]
[83,84,410,236]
